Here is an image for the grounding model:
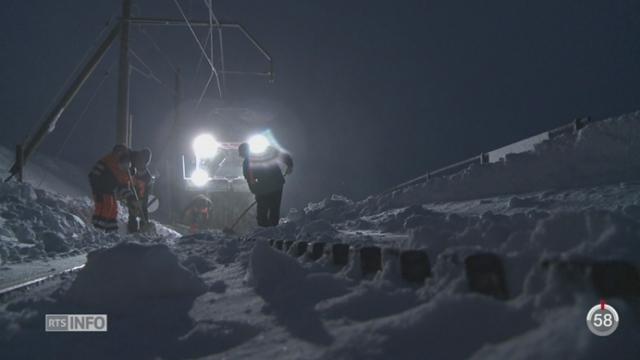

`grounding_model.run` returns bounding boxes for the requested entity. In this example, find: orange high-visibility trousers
[92,193,119,232]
